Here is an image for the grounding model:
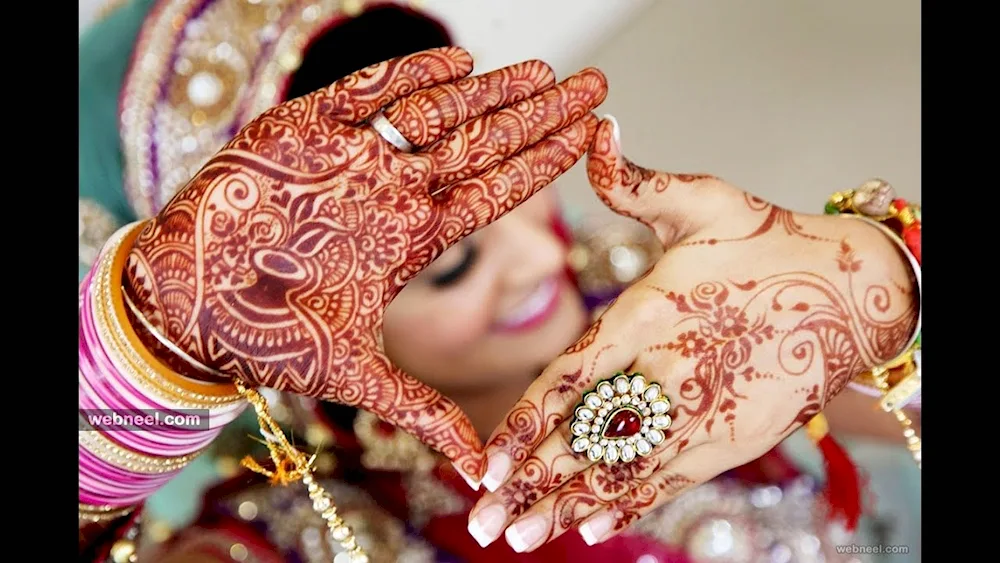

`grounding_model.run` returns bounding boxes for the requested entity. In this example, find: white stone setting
[569,372,672,465]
